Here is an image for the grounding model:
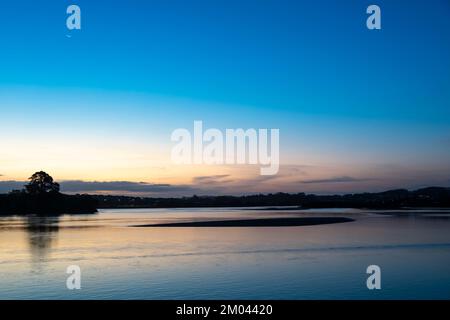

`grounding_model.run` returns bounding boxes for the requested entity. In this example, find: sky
[0,0,449,196]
